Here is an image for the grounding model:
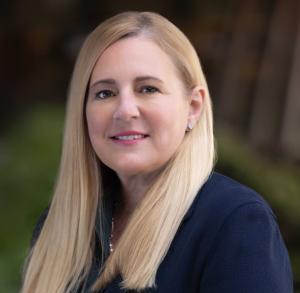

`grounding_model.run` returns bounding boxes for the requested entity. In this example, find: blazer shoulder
[200,172,274,215]
[186,172,276,235]
[198,175,294,292]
